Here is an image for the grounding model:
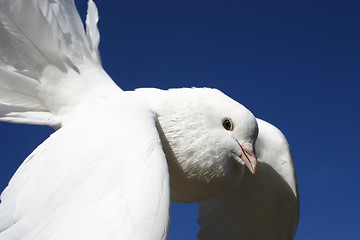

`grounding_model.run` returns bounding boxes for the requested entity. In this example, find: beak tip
[251,164,257,174]
[238,142,257,175]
